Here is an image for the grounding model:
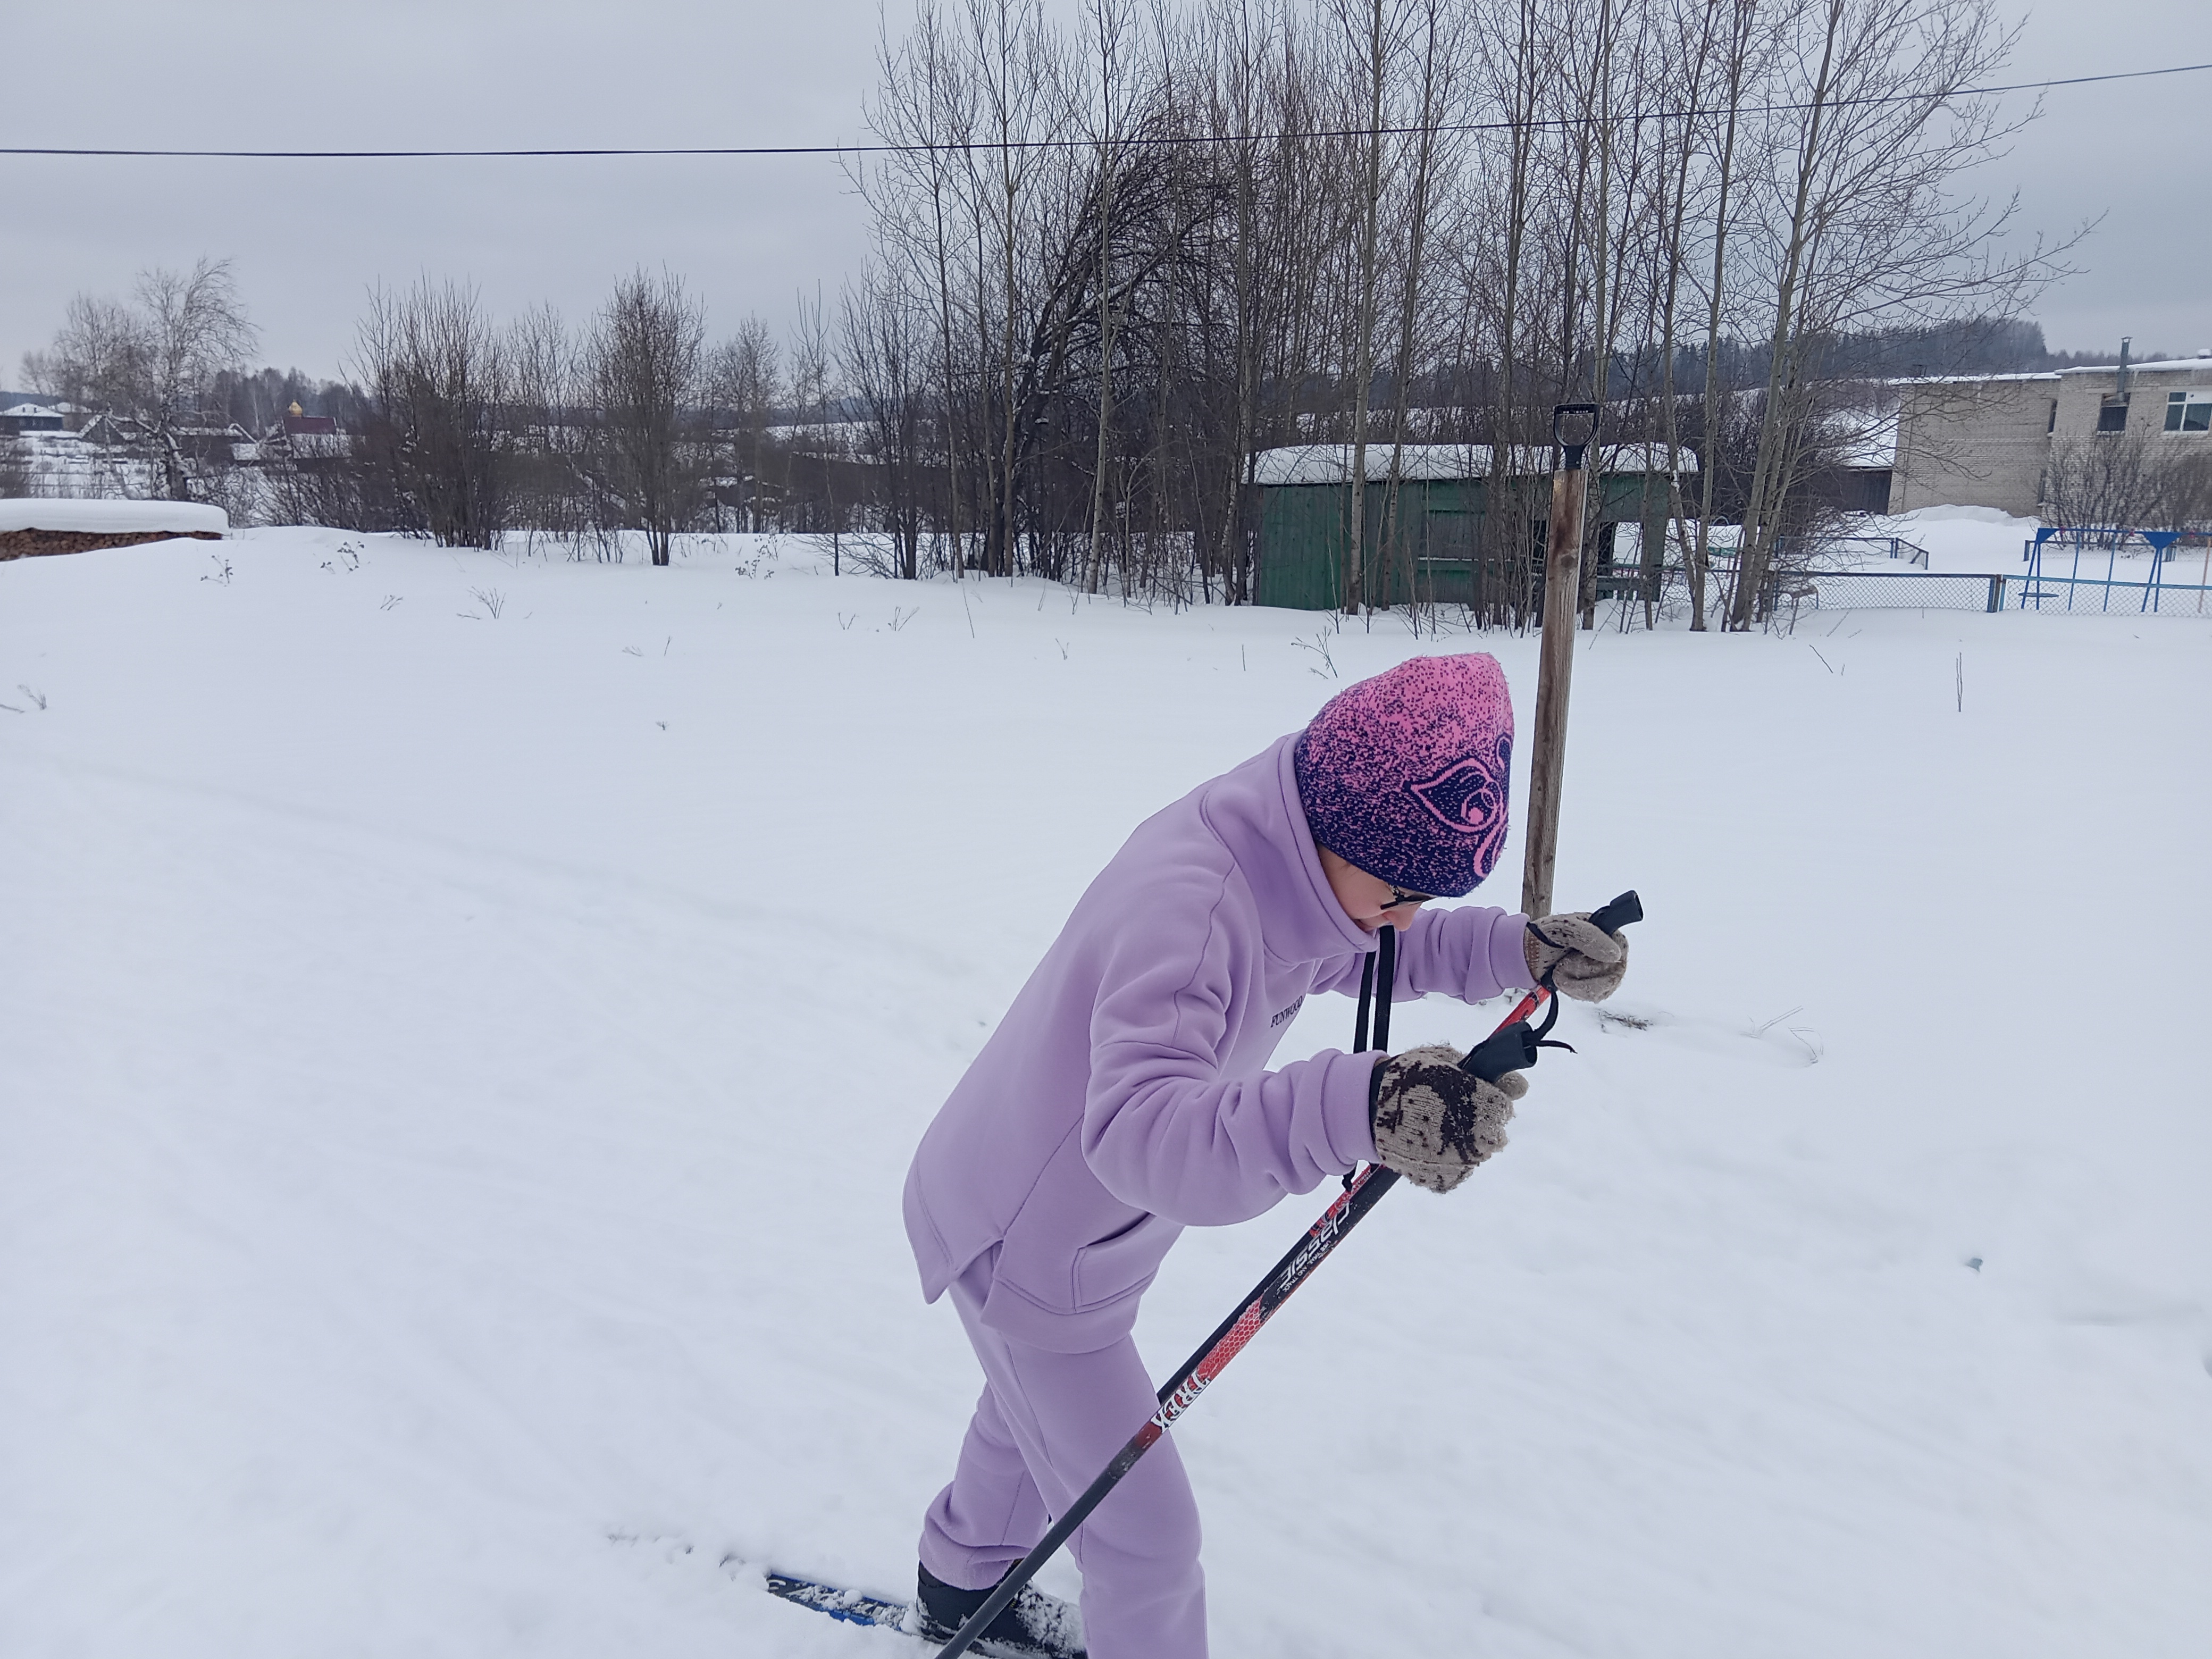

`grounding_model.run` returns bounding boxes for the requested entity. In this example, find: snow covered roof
[1812,408,1899,469]
[1886,371,2063,387]
[1252,441,1681,485]
[2060,356,2212,375]
[765,420,869,448]
[1833,432,1897,468]
[0,498,228,535]
[1891,357,2212,389]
